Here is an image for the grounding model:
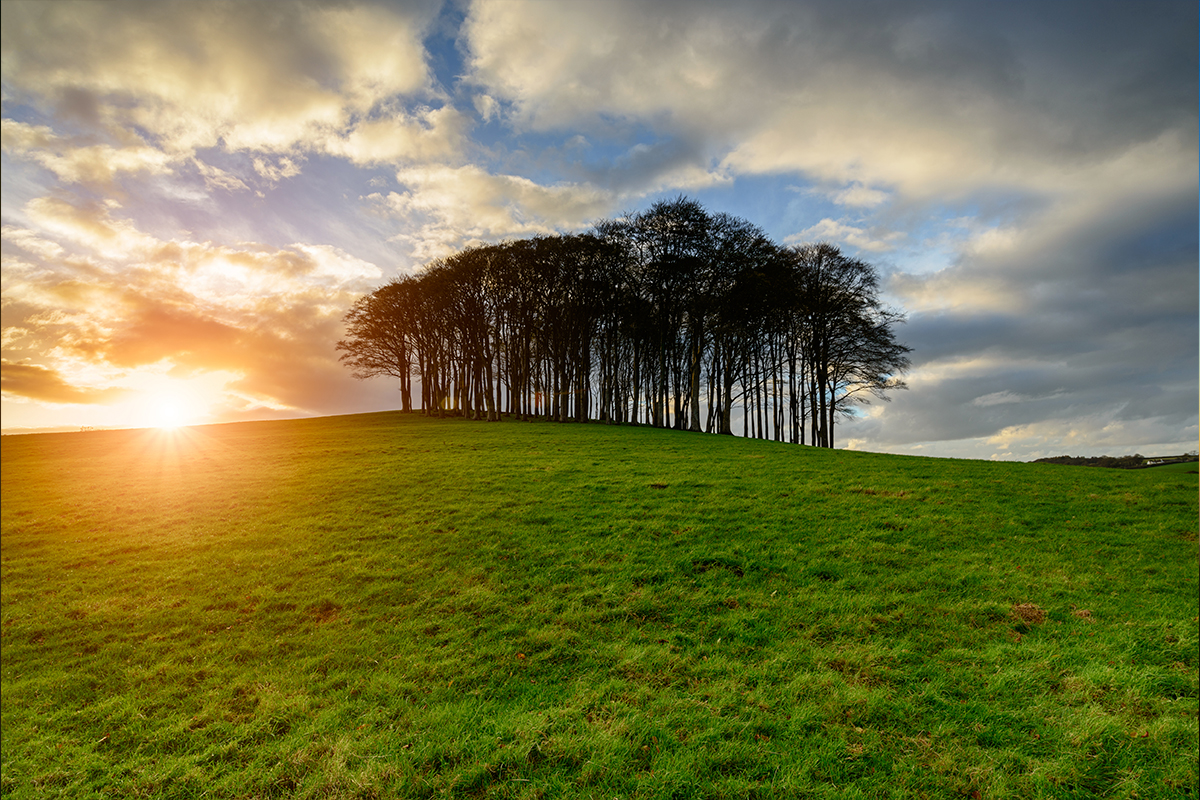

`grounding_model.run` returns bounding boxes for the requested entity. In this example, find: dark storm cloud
[465,0,1196,201]
[867,186,1197,454]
